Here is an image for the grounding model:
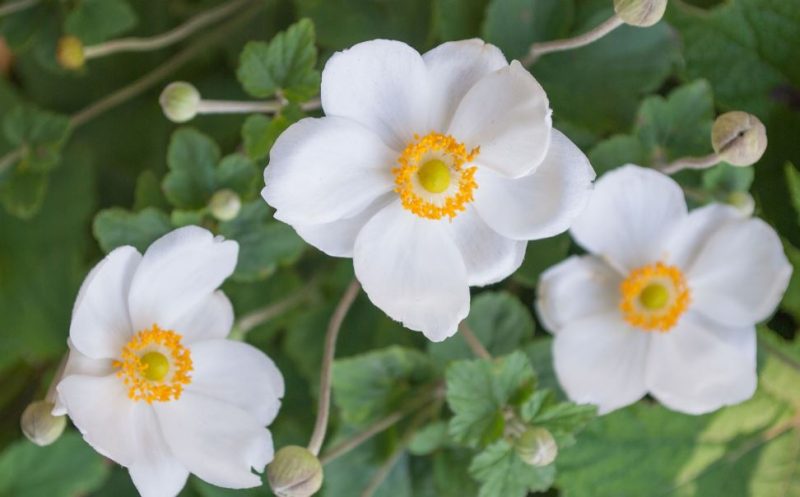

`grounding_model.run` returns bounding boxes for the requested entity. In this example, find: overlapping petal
[171,291,234,343]
[663,203,744,270]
